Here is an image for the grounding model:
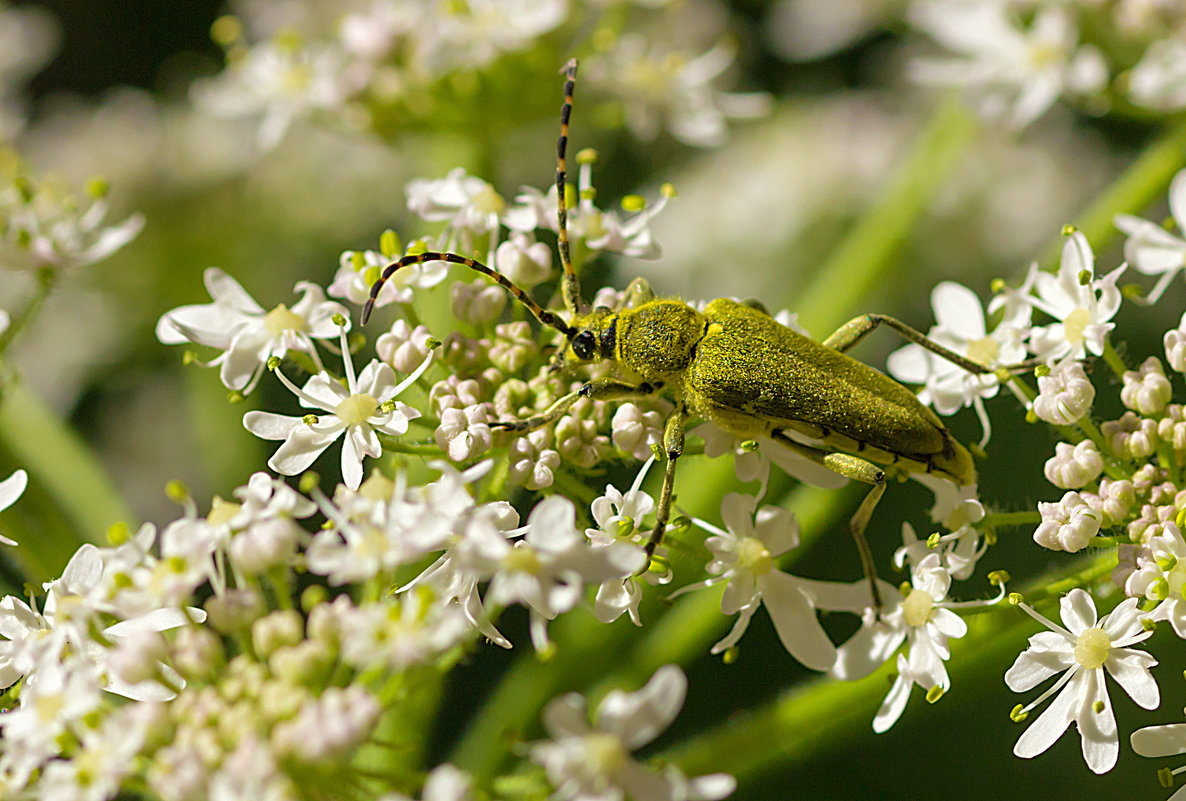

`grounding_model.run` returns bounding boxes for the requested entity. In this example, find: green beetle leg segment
[823,314,992,376]
[643,401,687,562]
[491,378,661,433]
[771,431,888,609]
